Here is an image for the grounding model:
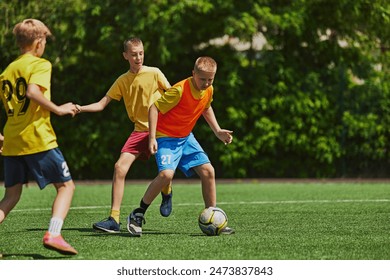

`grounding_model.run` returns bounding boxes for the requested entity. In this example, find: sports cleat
[220,226,235,235]
[127,211,145,237]
[160,191,173,217]
[93,216,120,233]
[43,232,78,255]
